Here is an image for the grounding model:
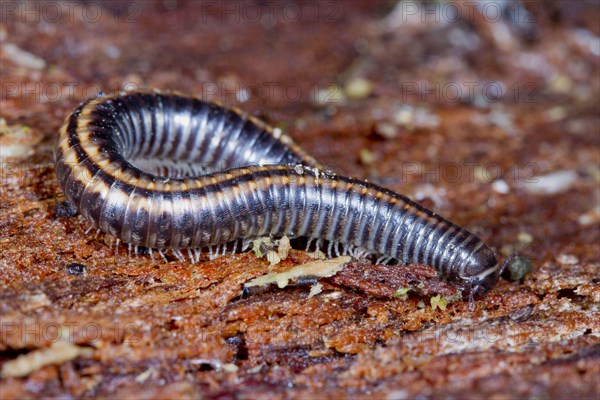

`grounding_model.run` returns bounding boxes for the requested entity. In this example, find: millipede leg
[306,238,314,252]
[173,249,185,262]
[158,249,167,262]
